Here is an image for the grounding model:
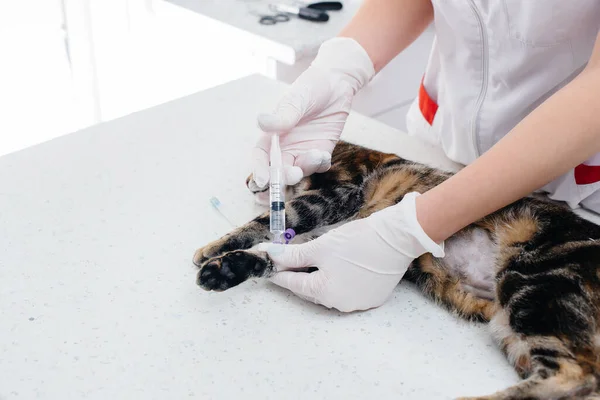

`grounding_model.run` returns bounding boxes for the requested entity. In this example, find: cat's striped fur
[193,141,600,399]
